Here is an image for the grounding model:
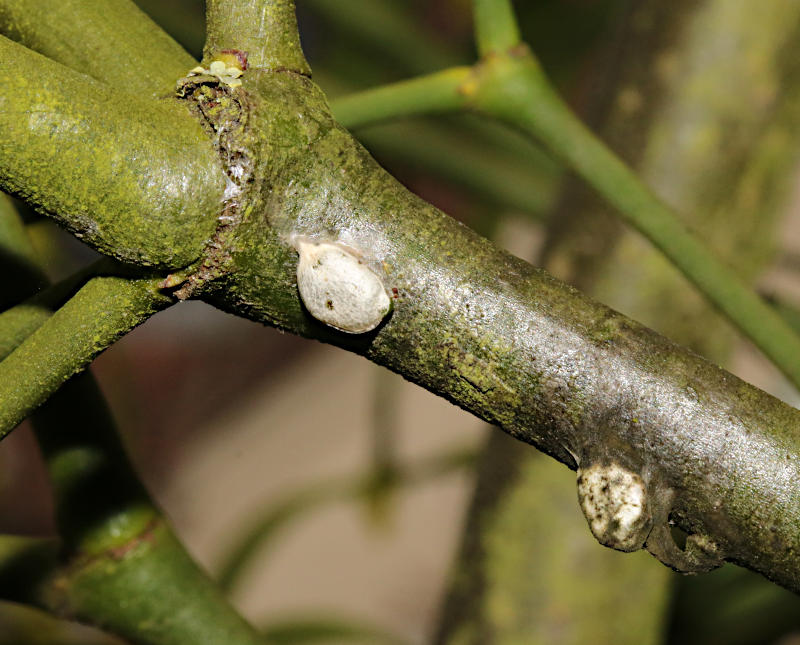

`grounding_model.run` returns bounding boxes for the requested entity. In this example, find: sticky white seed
[577,462,650,552]
[295,239,391,334]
